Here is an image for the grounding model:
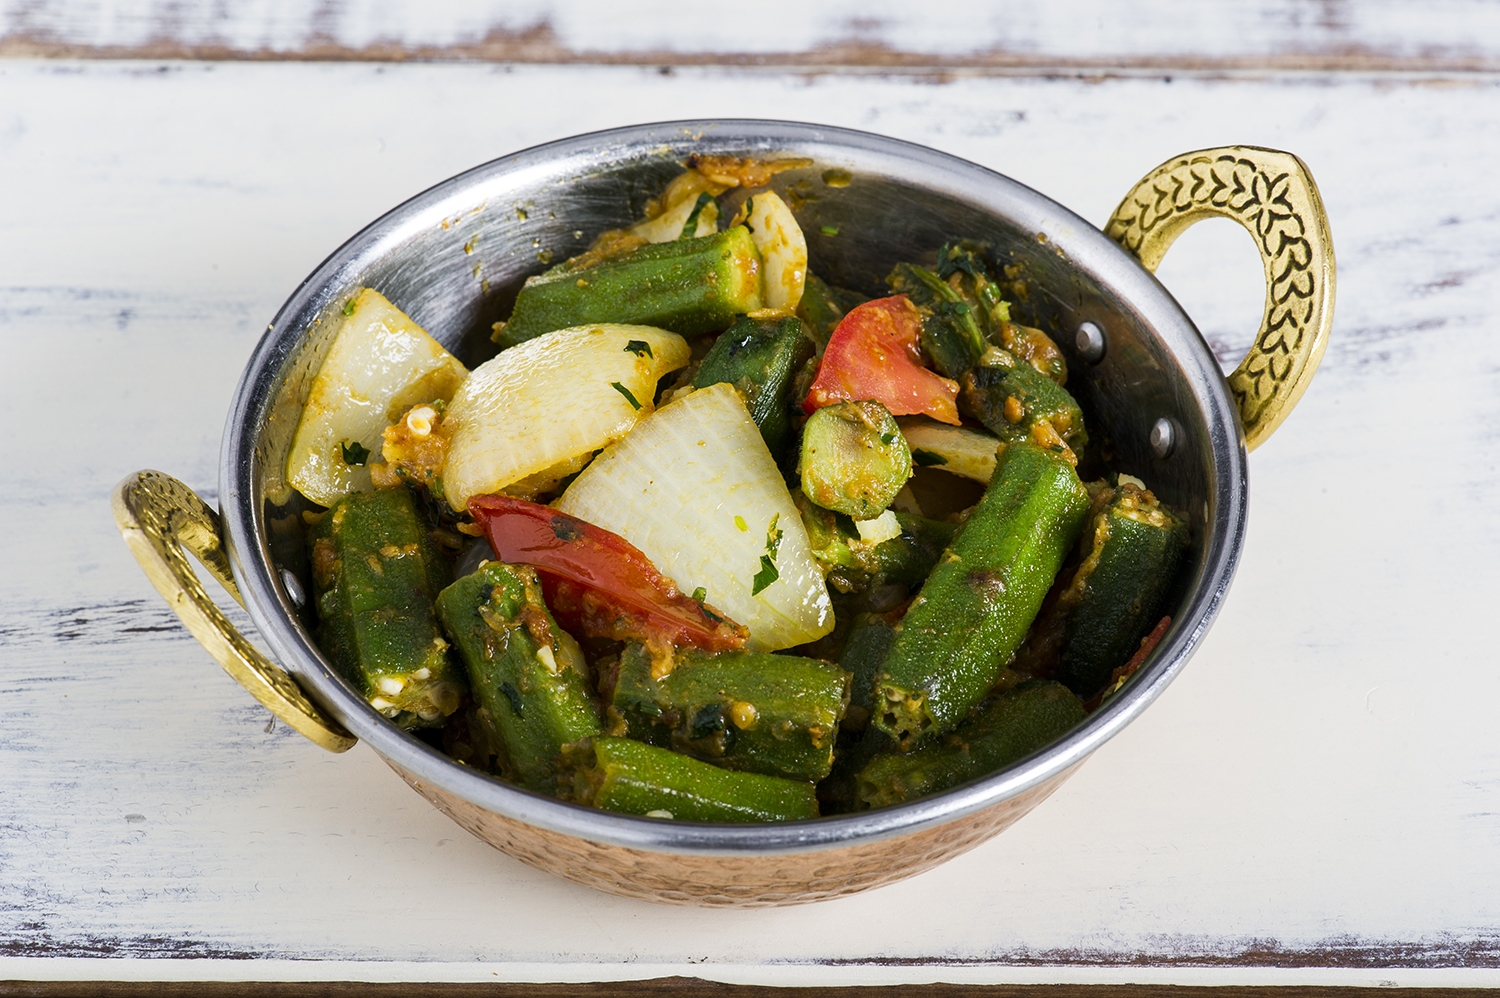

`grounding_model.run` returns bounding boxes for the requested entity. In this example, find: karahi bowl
[114,119,1332,906]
